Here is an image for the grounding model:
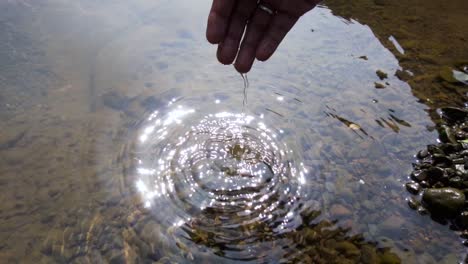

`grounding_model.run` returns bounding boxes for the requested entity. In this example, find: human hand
[206,0,319,73]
